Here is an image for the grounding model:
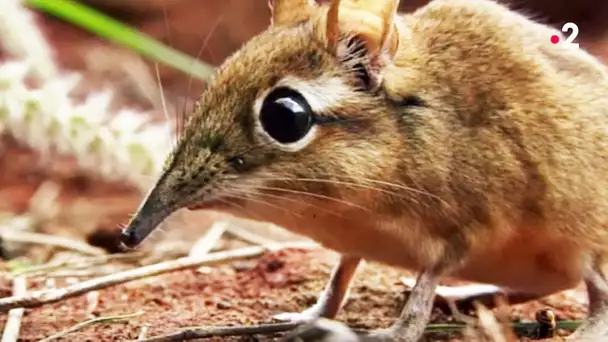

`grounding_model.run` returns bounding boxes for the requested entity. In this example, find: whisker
[179,16,224,140]
[285,177,415,203]
[197,16,223,66]
[228,185,338,218]
[215,190,285,222]
[213,196,267,222]
[252,173,452,211]
[162,4,173,47]
[234,140,280,157]
[228,184,349,220]
[232,182,371,213]
[250,171,416,201]
[154,62,175,147]
[218,187,303,218]
[160,4,182,141]
[142,221,171,246]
